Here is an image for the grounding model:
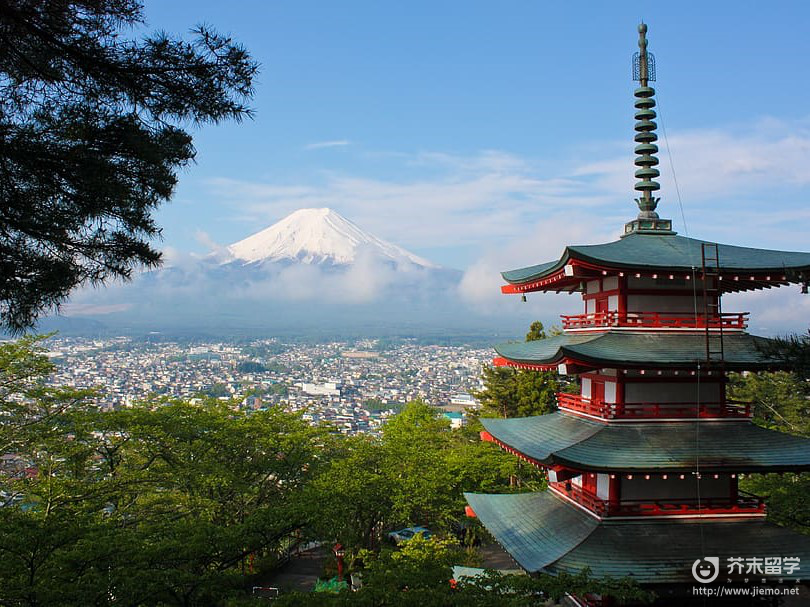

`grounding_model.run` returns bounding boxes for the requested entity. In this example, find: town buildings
[38,336,485,433]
